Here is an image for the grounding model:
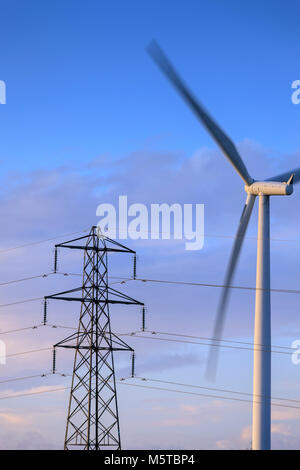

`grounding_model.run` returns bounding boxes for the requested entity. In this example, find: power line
[0,322,293,356]
[132,376,300,404]
[5,347,52,359]
[0,278,129,309]
[1,372,300,406]
[138,330,294,352]
[0,386,70,400]
[0,374,49,384]
[1,378,300,410]
[81,225,300,245]
[48,271,300,296]
[0,229,89,255]
[72,273,300,296]
[0,372,68,385]
[0,276,297,311]
[0,273,52,287]
[0,271,80,288]
[121,332,293,356]
[2,322,295,352]
[0,323,76,335]
[0,371,276,403]
[0,272,299,312]
[1,227,300,260]
[115,276,300,296]
[0,325,40,335]
[0,297,44,308]
[44,324,76,330]
[116,381,300,410]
